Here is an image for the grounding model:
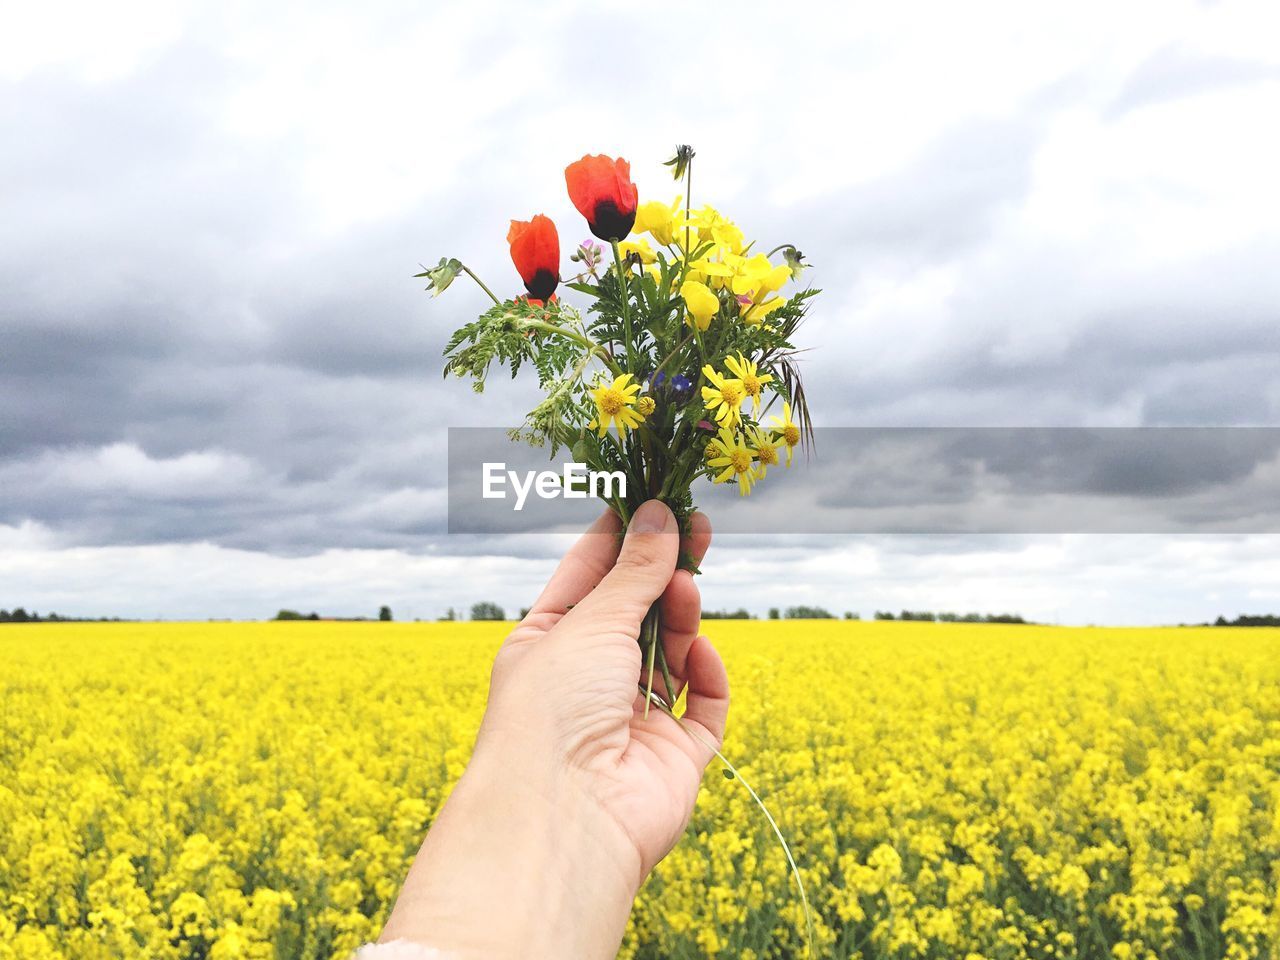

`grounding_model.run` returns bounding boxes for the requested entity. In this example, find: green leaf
[565,281,602,299]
